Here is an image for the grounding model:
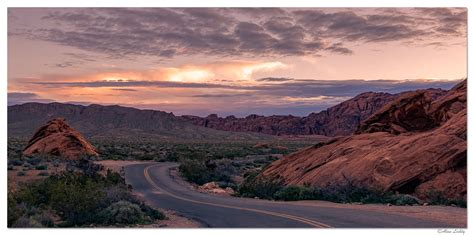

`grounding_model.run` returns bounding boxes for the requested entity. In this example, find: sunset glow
[8,8,466,116]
